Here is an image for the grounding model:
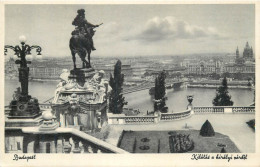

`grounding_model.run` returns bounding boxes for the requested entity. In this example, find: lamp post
[5,36,42,118]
